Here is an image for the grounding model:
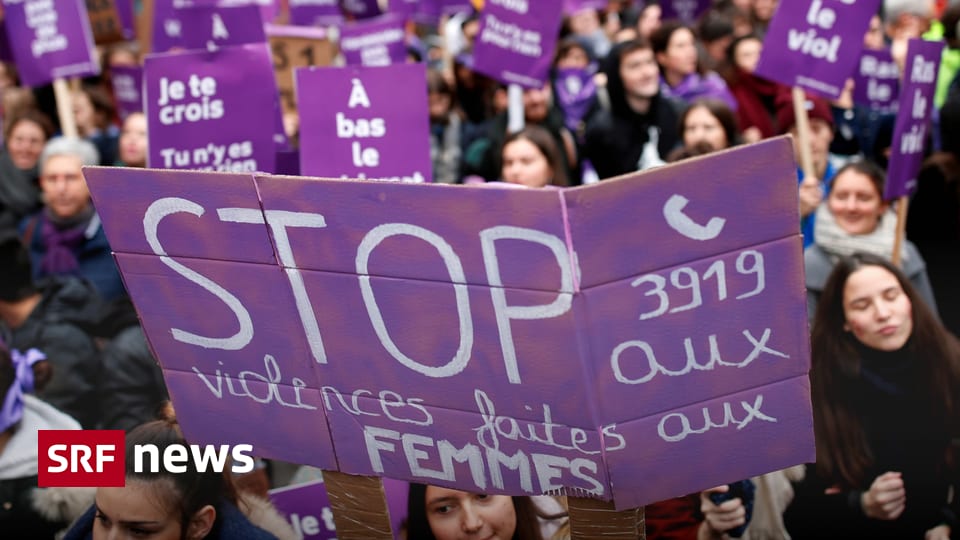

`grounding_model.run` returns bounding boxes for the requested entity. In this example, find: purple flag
[554,68,597,134]
[659,0,710,23]
[852,48,899,113]
[111,65,144,119]
[83,136,813,509]
[289,0,343,26]
[755,0,881,99]
[2,0,99,87]
[145,43,279,173]
[341,0,380,19]
[473,0,564,88]
[339,14,408,67]
[885,39,943,200]
[296,62,431,181]
[177,4,267,50]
